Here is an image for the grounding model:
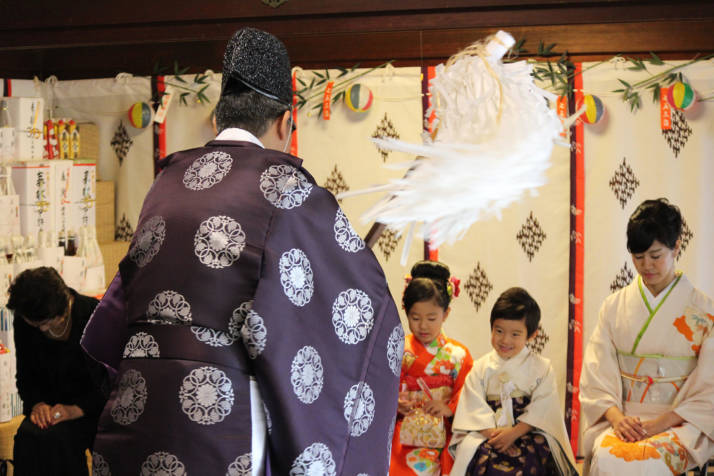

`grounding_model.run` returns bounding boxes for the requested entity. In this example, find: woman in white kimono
[580,198,714,475]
